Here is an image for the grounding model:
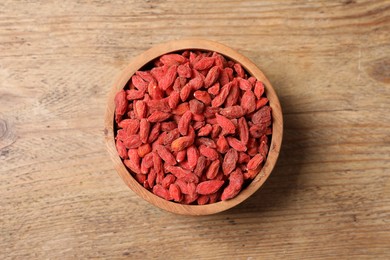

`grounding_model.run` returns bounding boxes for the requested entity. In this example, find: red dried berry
[153,185,171,200]
[196,180,224,195]
[247,154,264,170]
[221,169,244,200]
[215,114,236,135]
[222,148,238,175]
[199,145,219,160]
[178,110,192,136]
[156,145,177,165]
